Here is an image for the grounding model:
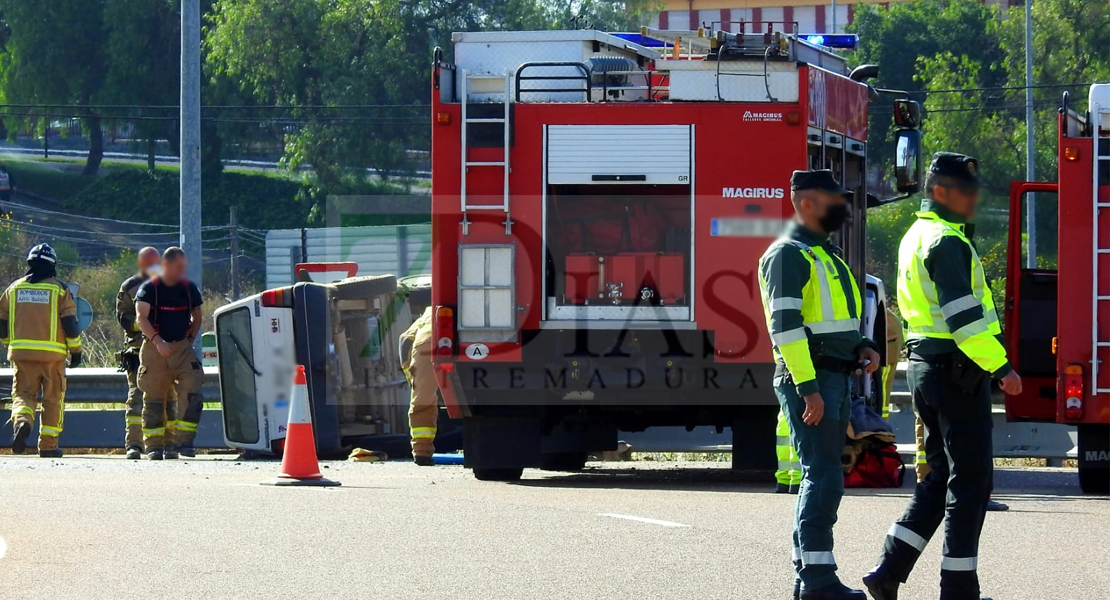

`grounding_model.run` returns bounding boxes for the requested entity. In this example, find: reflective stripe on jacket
[897,203,1010,376]
[0,276,79,362]
[758,223,868,397]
